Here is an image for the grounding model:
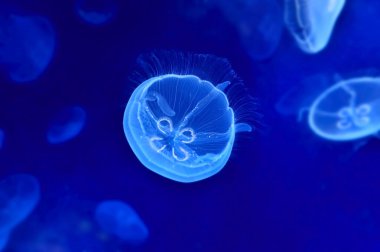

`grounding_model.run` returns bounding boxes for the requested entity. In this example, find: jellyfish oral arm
[234,123,252,133]
[216,81,231,91]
